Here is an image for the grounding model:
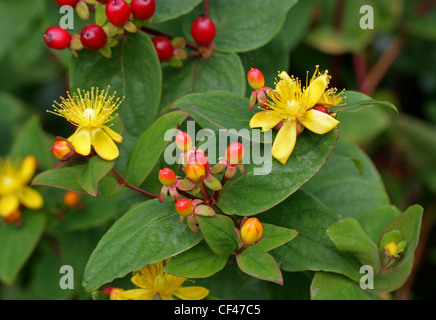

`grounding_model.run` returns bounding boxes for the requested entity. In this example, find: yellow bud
[385,242,399,256]
[109,287,124,300]
[185,161,206,183]
[240,218,263,245]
